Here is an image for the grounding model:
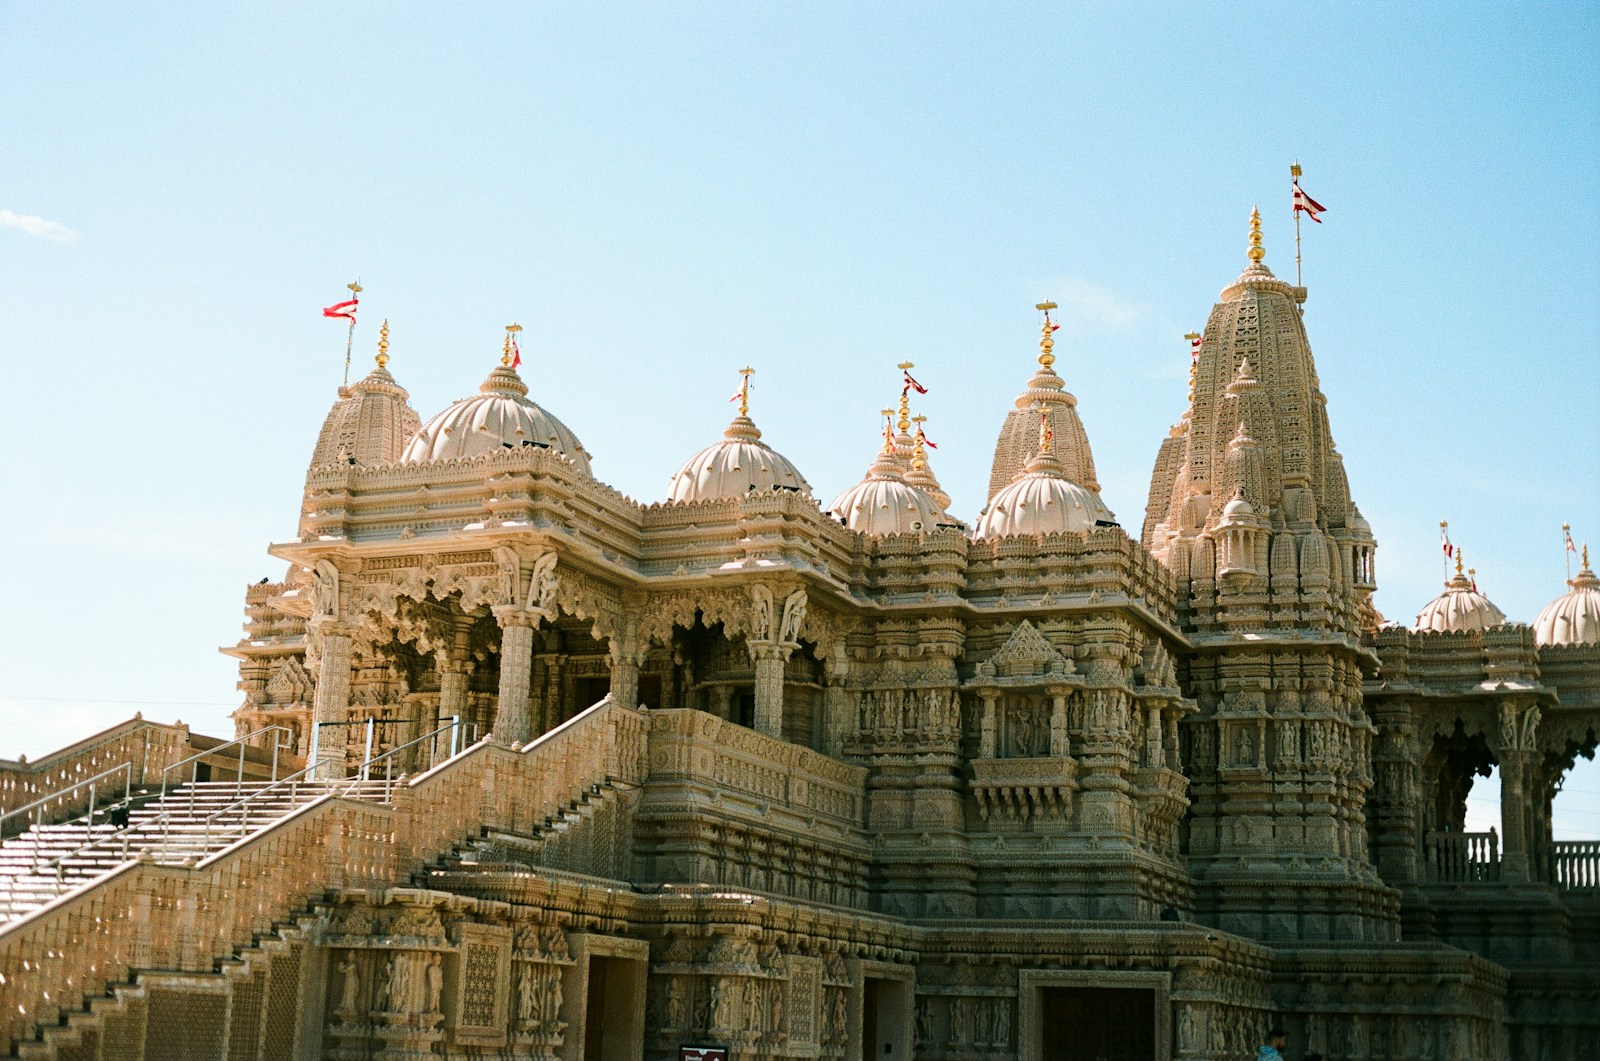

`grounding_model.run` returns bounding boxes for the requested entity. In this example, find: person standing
[1257,1026,1290,1061]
